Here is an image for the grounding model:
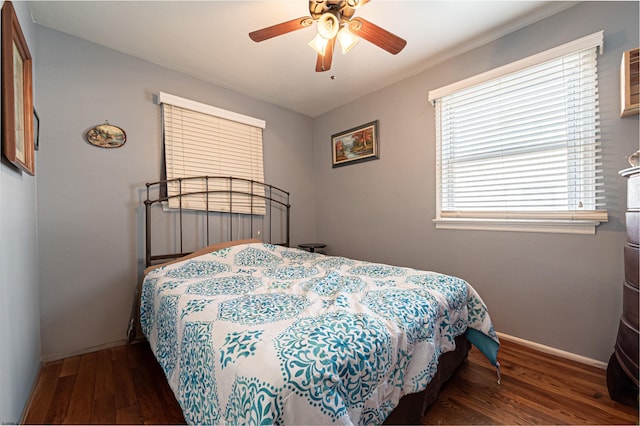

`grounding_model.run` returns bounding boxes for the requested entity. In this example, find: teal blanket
[141,243,499,425]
